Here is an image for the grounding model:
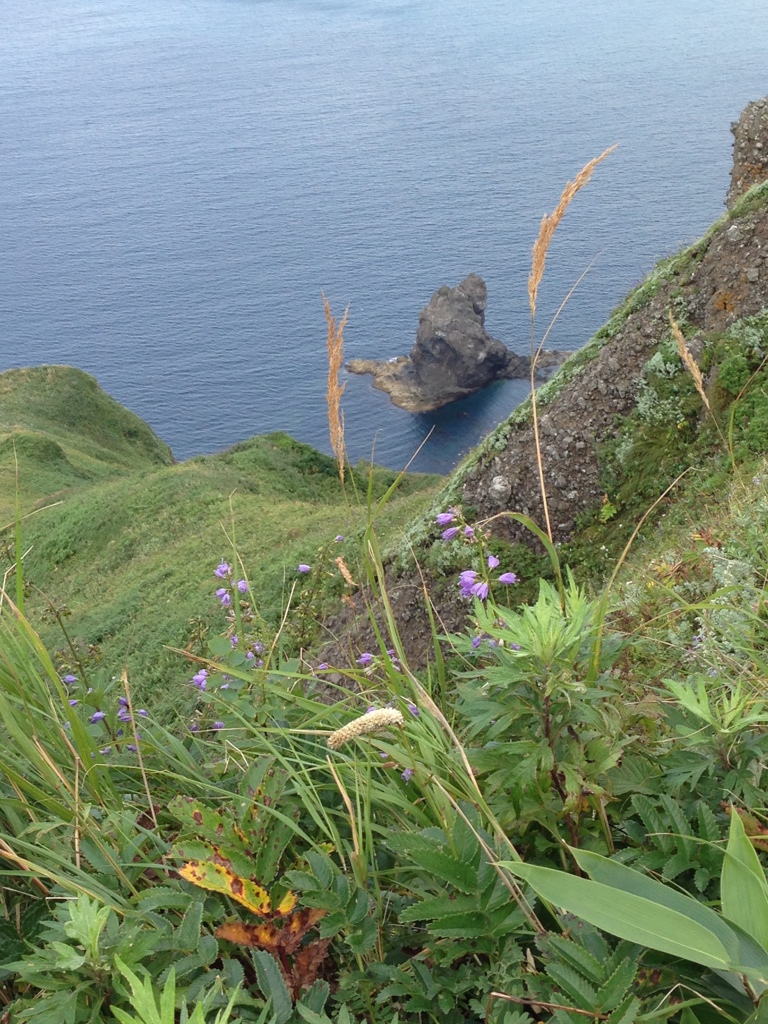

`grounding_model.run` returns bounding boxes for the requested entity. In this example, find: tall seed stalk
[528,146,617,542]
[323,294,349,484]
